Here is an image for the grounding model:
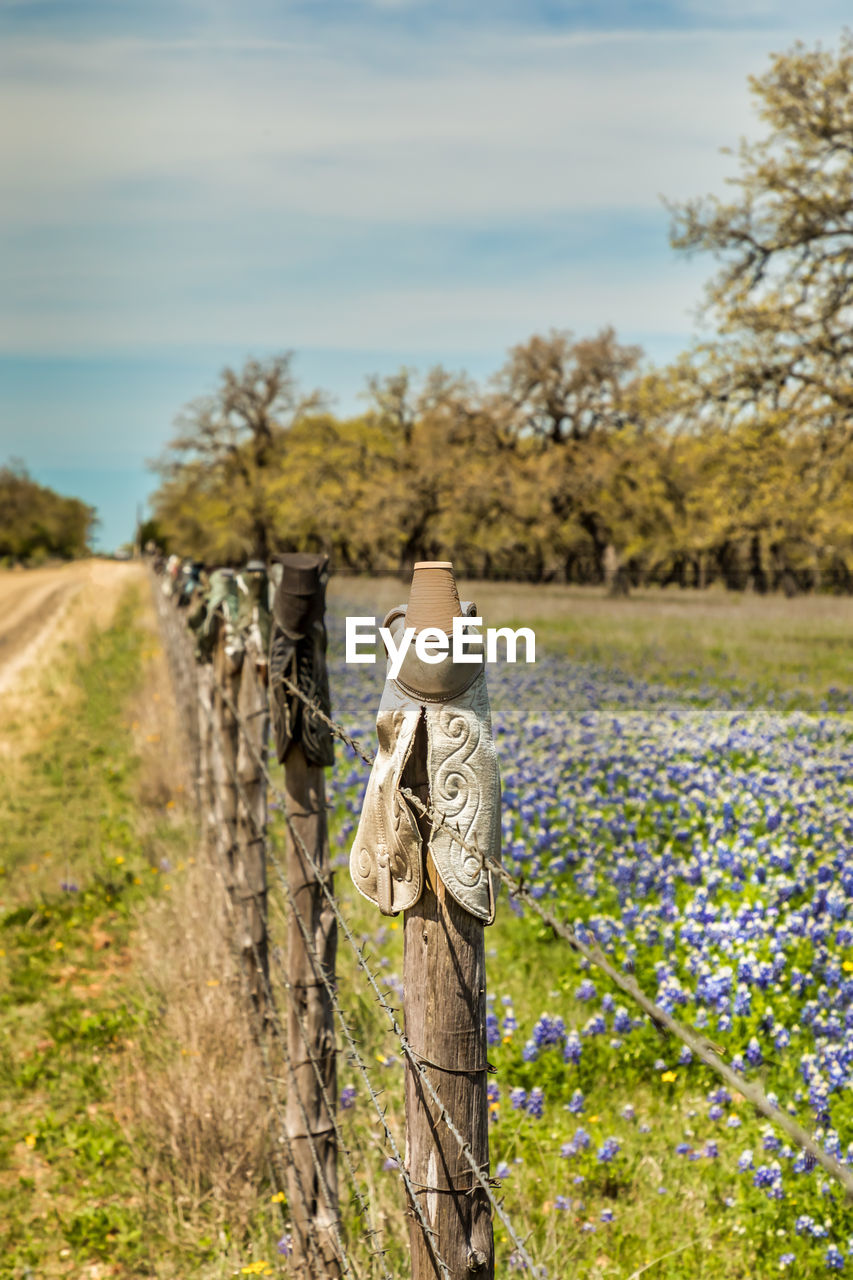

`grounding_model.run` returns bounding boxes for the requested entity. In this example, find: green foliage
[0,461,96,562]
[150,36,853,594]
[669,30,853,434]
